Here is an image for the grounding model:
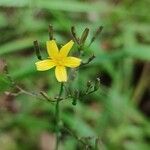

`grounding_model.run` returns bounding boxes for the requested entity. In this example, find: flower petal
[64,57,81,68]
[35,59,55,71]
[59,40,74,57]
[46,40,59,59]
[55,66,67,82]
